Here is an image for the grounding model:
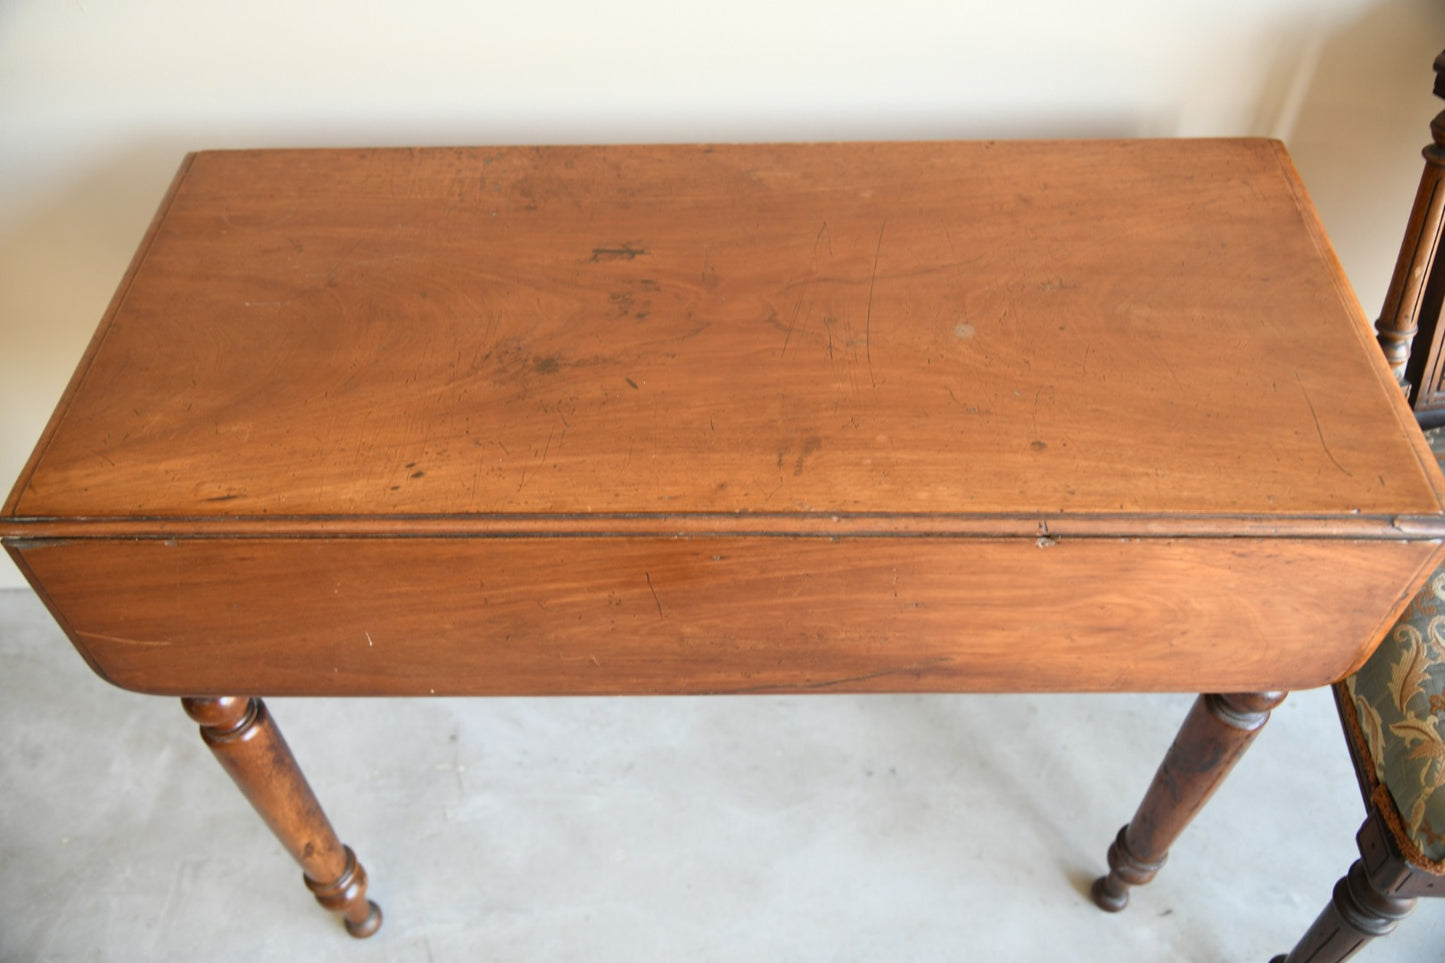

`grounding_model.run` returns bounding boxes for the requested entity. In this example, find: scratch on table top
[864,219,887,388]
[781,282,808,358]
[716,657,955,694]
[77,630,174,648]
[813,219,833,259]
[645,571,664,618]
[218,205,294,231]
[1295,370,1355,478]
